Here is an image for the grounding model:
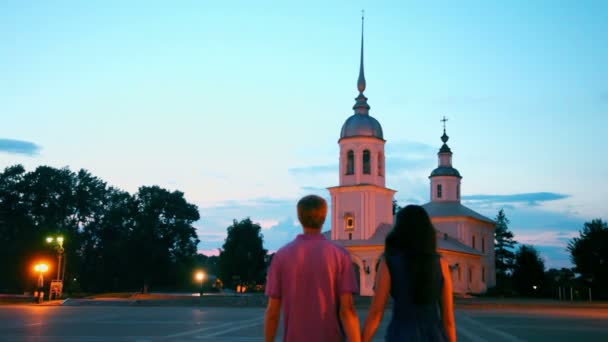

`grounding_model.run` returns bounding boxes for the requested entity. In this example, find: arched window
[457,184,460,200]
[481,238,485,253]
[363,150,371,174]
[472,235,476,249]
[378,153,384,176]
[437,184,443,198]
[346,150,354,175]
